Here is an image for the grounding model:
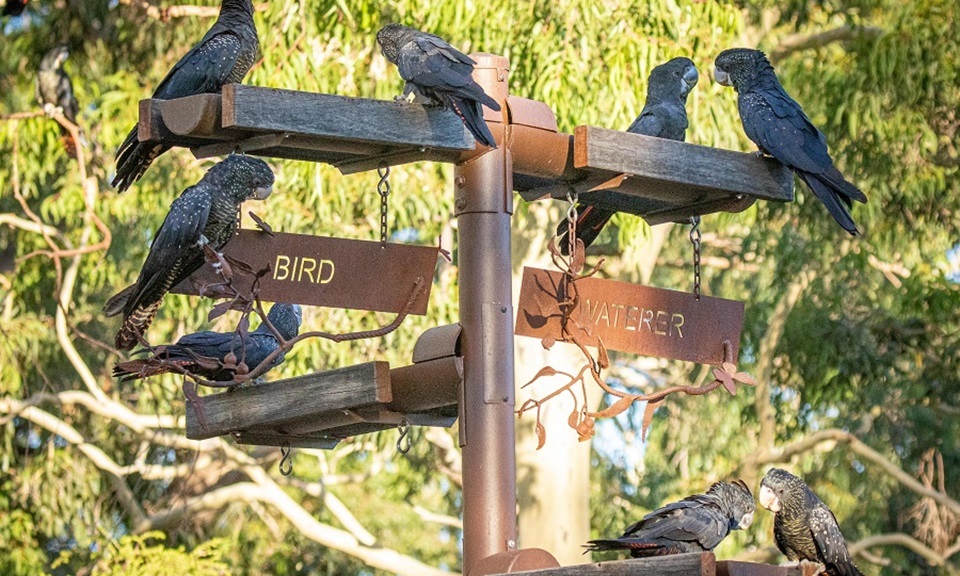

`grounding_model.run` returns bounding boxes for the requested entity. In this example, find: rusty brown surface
[506,96,559,131]
[412,323,462,362]
[387,356,461,415]
[468,549,561,576]
[515,267,744,365]
[457,52,519,575]
[171,230,436,315]
[157,93,222,136]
